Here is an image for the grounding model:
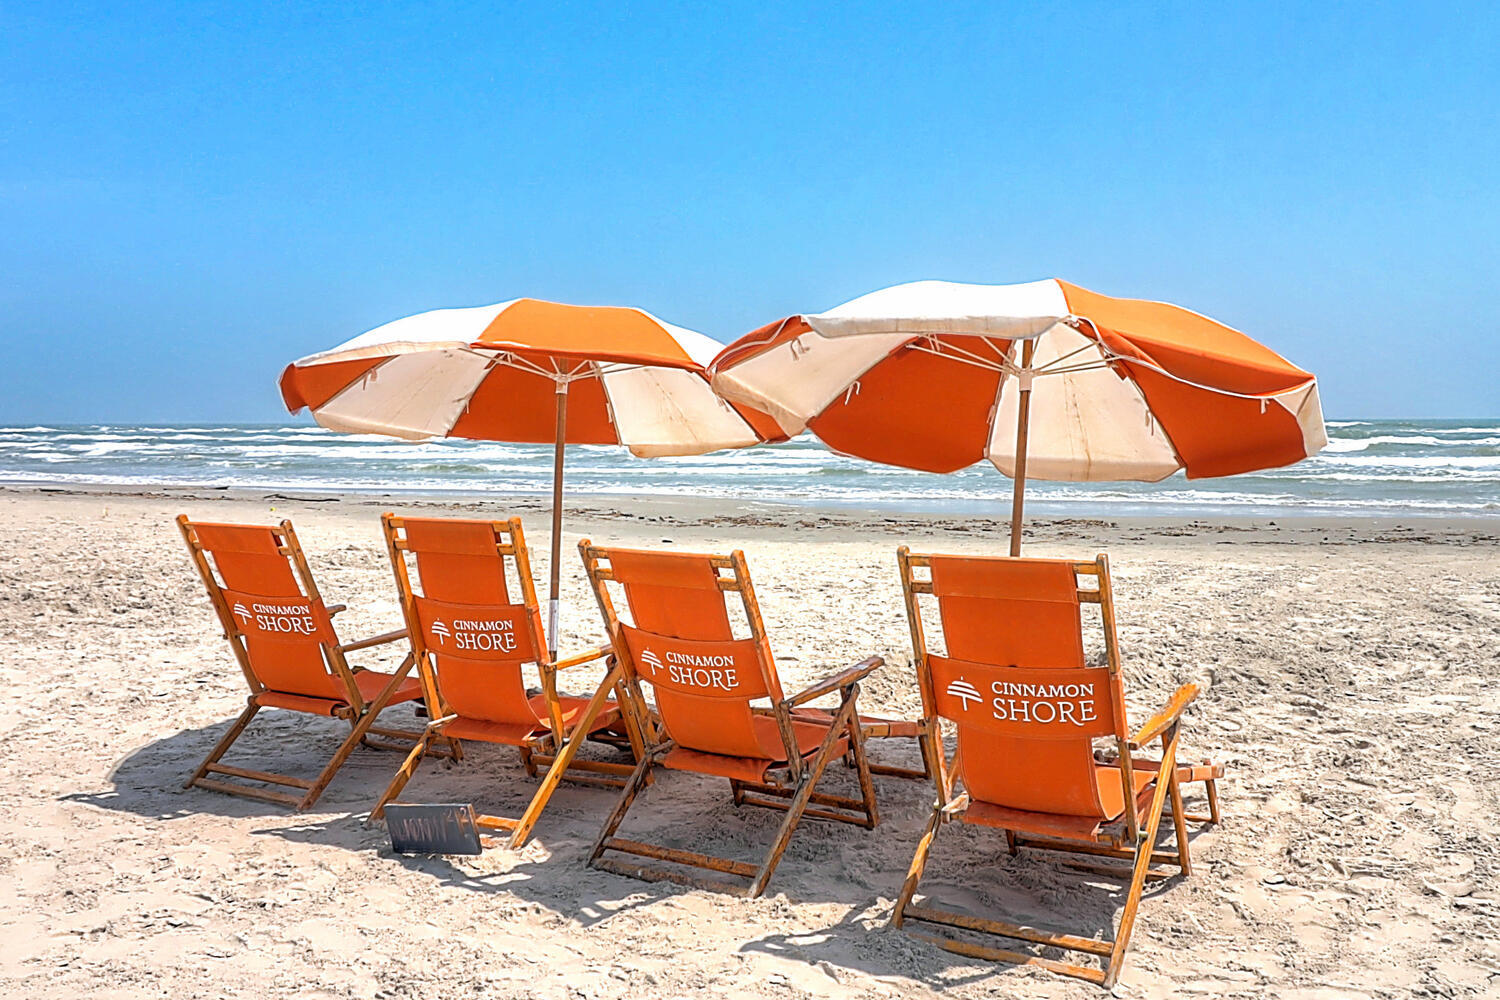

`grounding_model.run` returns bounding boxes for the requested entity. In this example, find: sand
[1,485,1497,999]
